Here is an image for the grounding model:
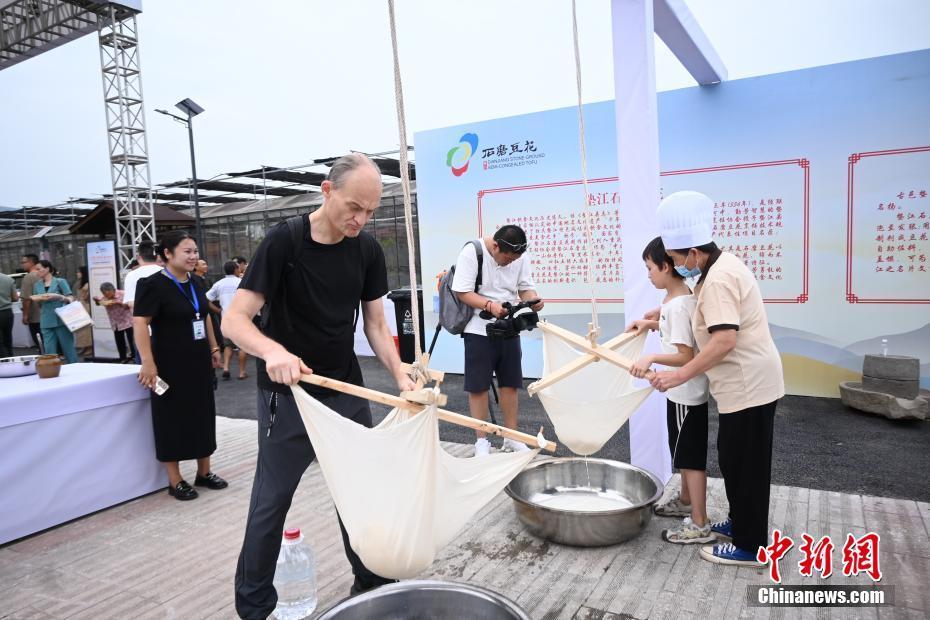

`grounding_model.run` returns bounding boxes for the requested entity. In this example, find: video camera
[479,299,541,339]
